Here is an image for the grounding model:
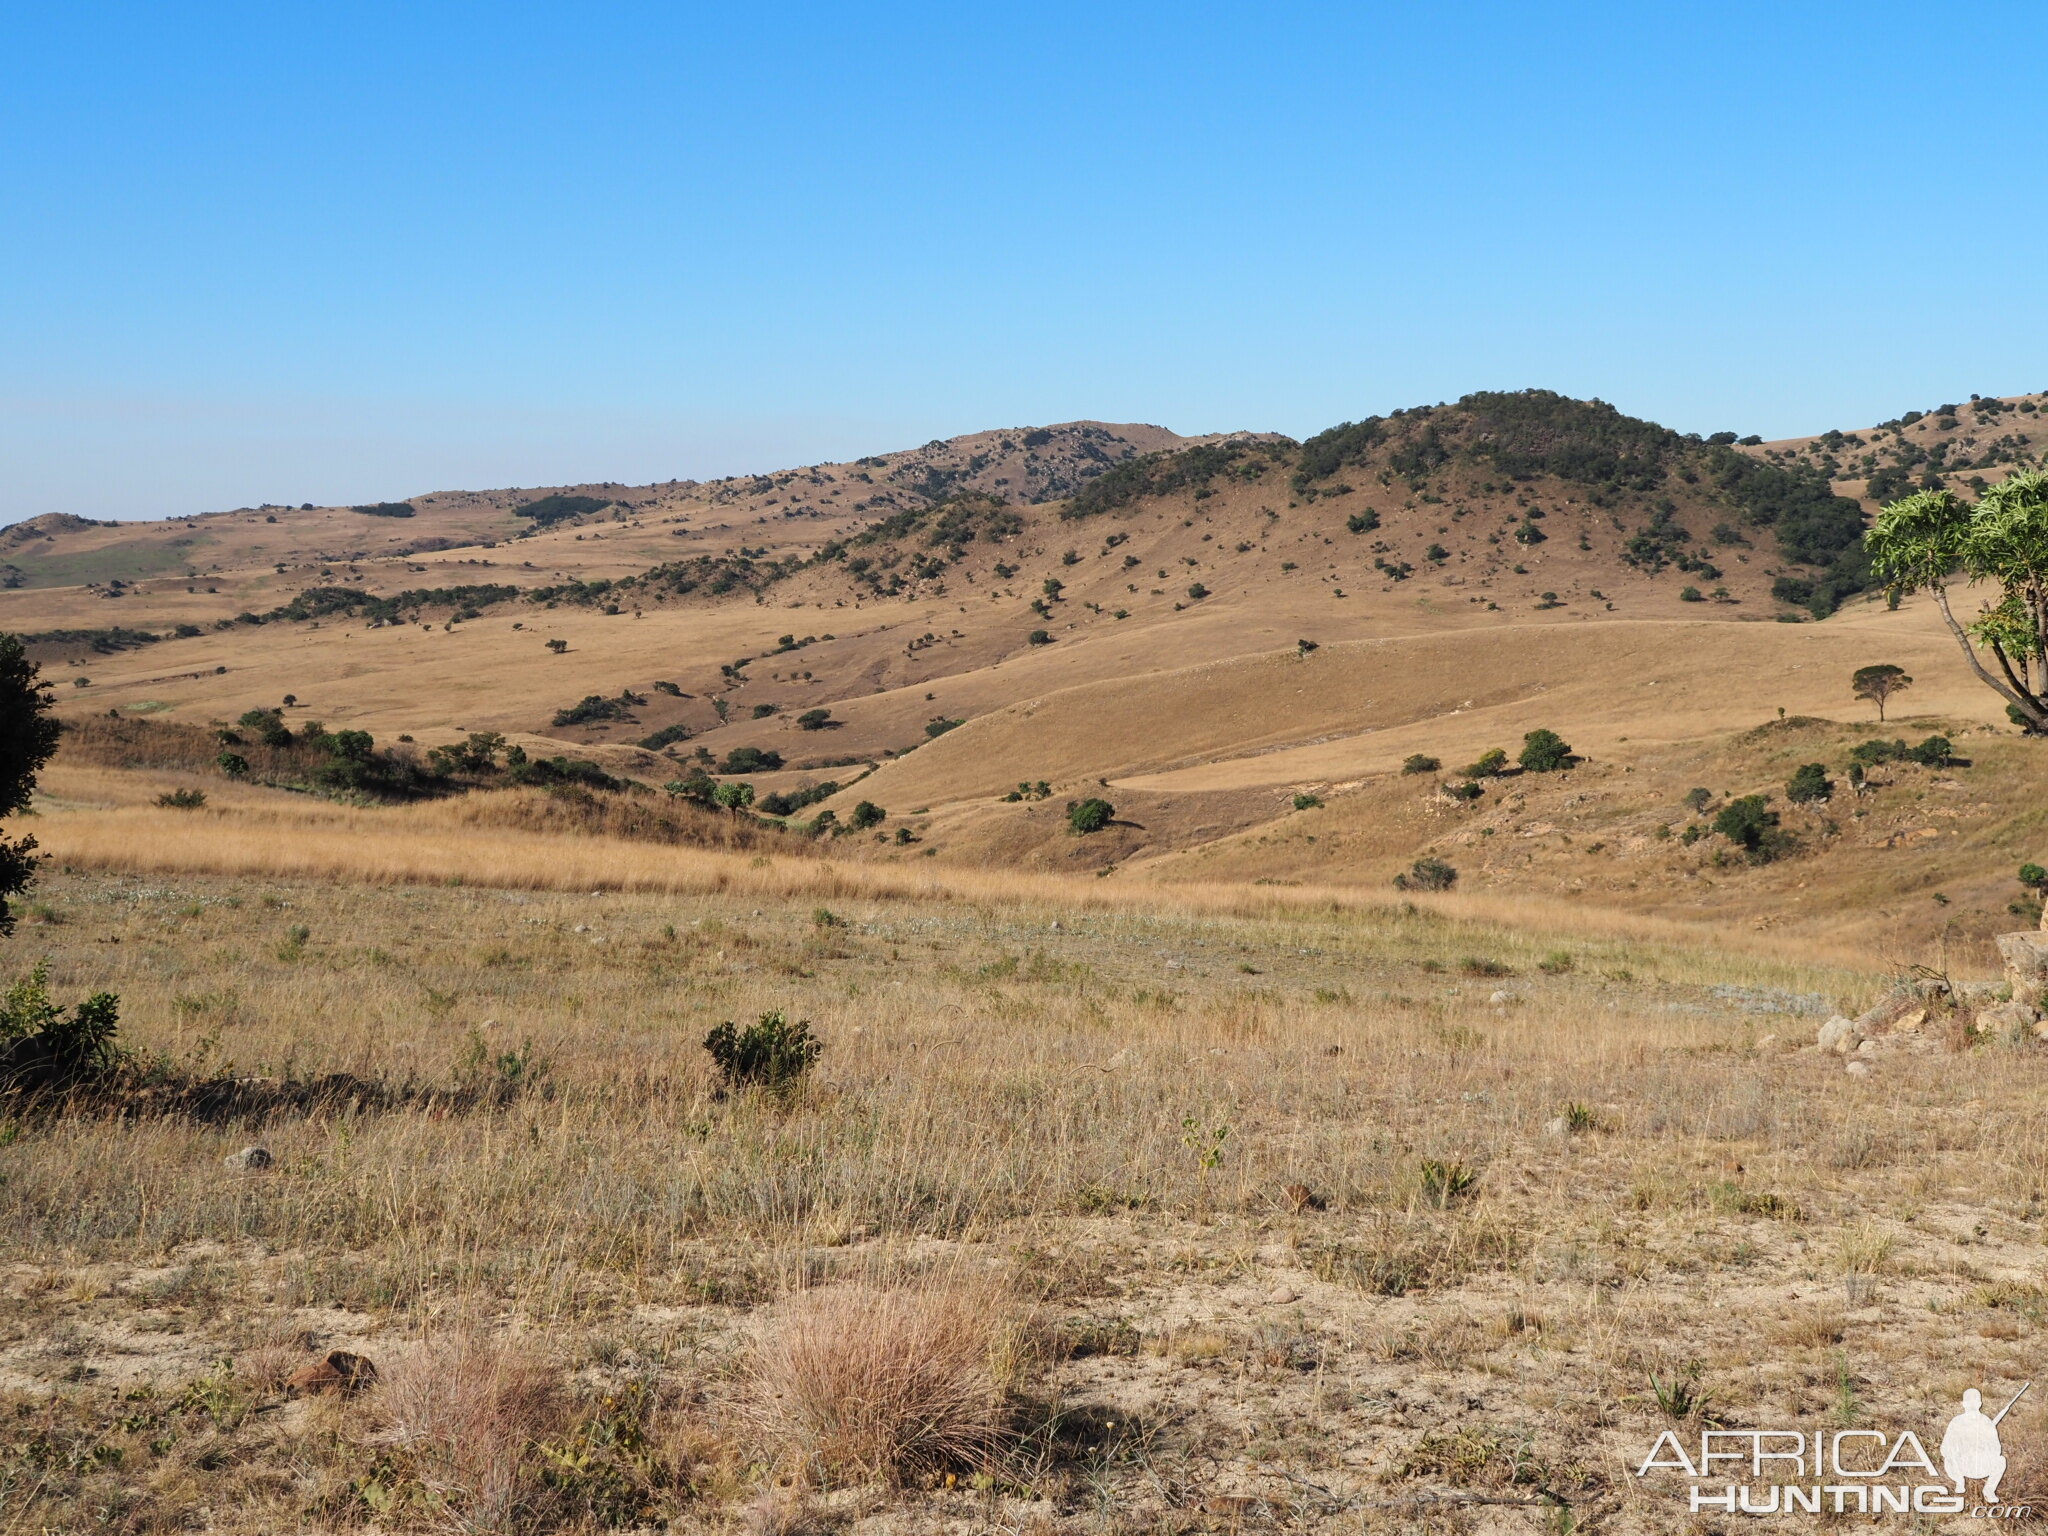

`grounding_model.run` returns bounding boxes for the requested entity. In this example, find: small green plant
[1651,1364,1709,1423]
[1067,798,1115,834]
[1180,1115,1229,1171]
[1395,856,1458,892]
[1537,950,1574,975]
[1785,763,1833,804]
[1418,1159,1478,1208]
[703,1011,822,1090]
[1561,1101,1597,1133]
[154,787,208,809]
[1459,957,1512,977]
[1291,792,1322,810]
[1,963,122,1092]
[1402,753,1441,774]
[811,907,841,928]
[1462,748,1509,778]
[2021,863,2048,892]
[216,751,248,777]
